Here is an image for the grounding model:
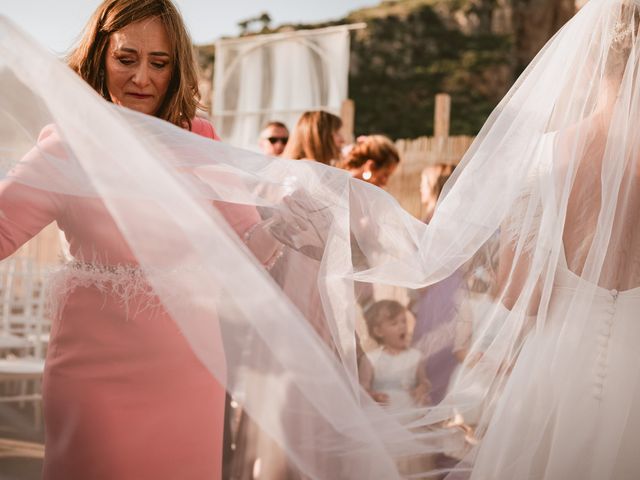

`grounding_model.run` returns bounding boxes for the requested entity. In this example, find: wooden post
[434,93,451,138]
[340,99,355,145]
